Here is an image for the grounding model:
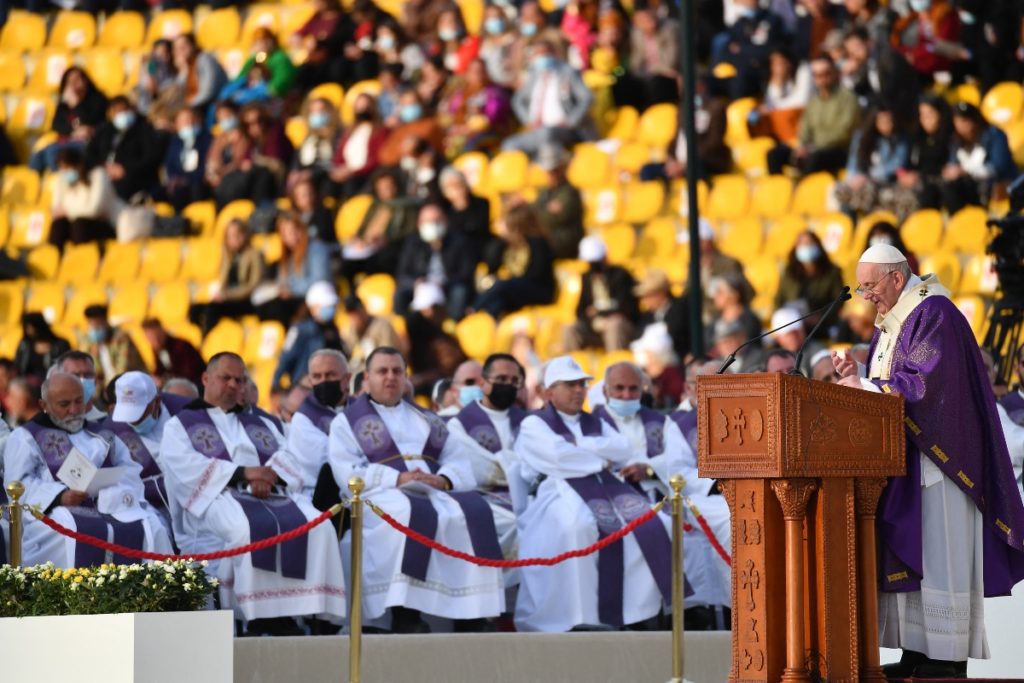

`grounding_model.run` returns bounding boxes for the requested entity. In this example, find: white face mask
[419,221,447,242]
